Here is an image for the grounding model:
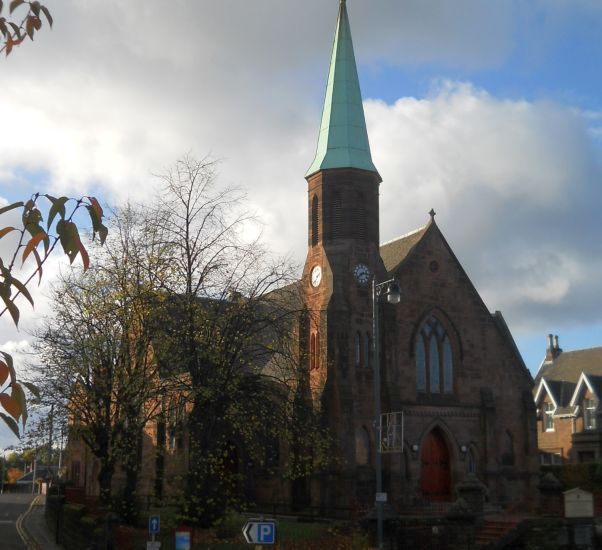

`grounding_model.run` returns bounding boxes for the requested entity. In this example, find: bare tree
[149,156,330,525]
